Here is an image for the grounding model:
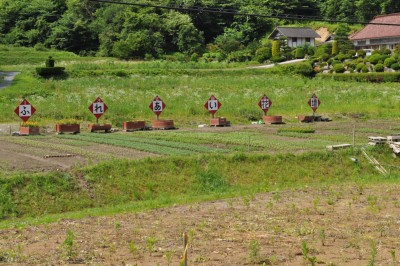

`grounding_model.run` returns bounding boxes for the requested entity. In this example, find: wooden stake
[352,124,356,147]
[182,232,188,266]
